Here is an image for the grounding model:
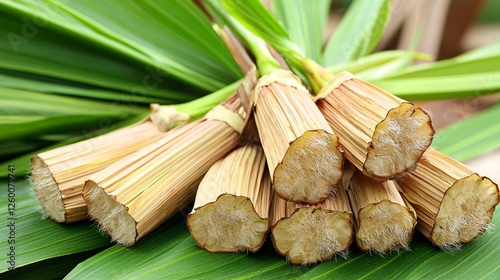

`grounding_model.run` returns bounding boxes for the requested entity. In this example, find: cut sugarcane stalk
[346,169,416,253]
[31,118,164,223]
[83,94,245,246]
[396,149,499,248]
[31,80,241,223]
[188,143,271,253]
[270,187,353,265]
[254,70,344,203]
[316,71,434,181]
